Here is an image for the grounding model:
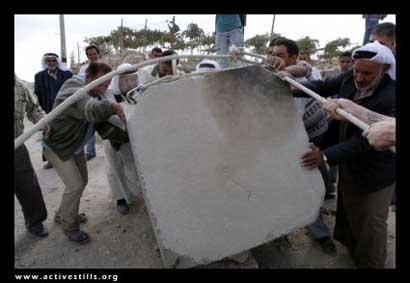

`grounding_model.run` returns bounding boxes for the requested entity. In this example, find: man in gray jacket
[43,62,126,244]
